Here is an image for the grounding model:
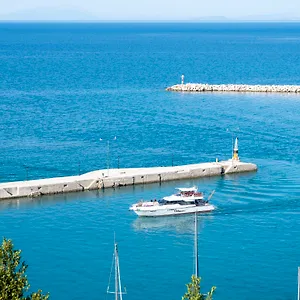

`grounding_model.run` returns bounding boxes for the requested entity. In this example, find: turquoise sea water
[0,22,300,299]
